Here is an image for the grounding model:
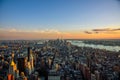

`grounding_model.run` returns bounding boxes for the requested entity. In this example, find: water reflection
[68,40,120,52]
